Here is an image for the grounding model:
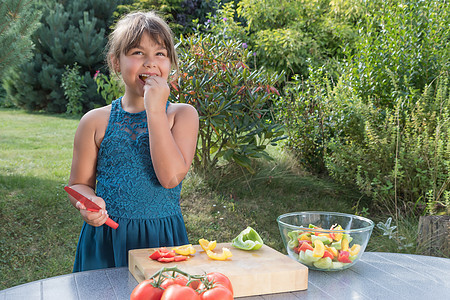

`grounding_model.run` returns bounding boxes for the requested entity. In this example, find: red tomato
[173,274,189,286]
[188,279,201,290]
[198,272,233,297]
[207,272,233,295]
[130,279,164,300]
[173,255,187,262]
[158,247,170,253]
[160,251,176,258]
[338,250,352,263]
[322,250,334,259]
[298,242,314,252]
[149,251,162,260]
[200,285,233,300]
[160,275,188,290]
[161,284,200,300]
[150,248,176,261]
